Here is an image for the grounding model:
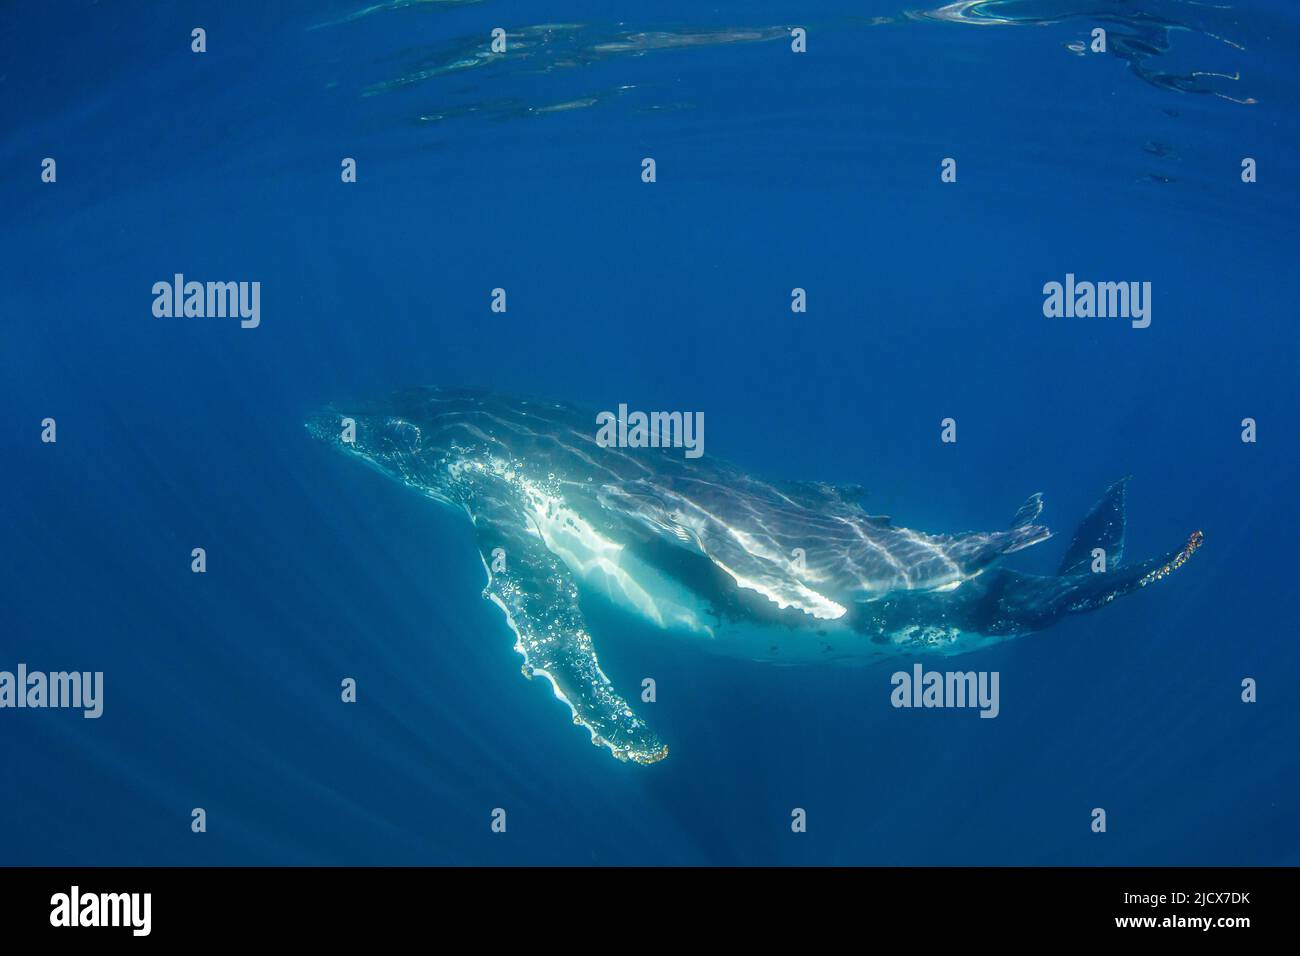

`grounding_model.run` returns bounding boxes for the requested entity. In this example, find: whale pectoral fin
[470,504,668,765]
